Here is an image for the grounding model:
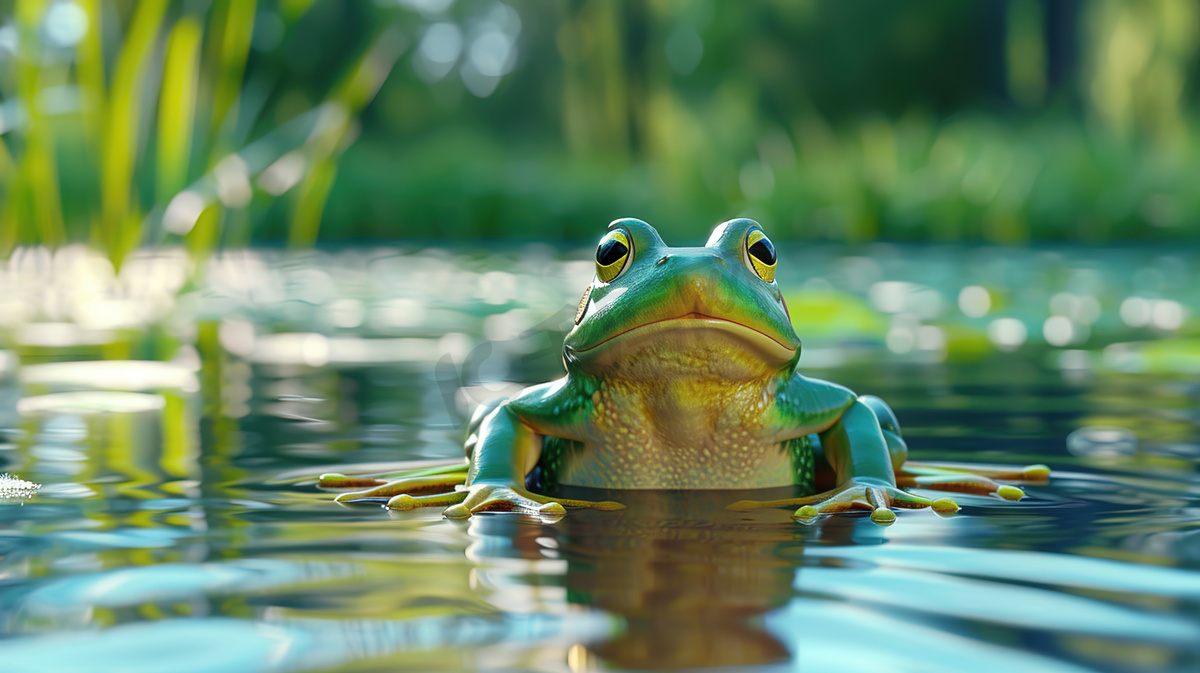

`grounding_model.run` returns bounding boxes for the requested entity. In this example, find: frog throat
[566,314,796,364]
